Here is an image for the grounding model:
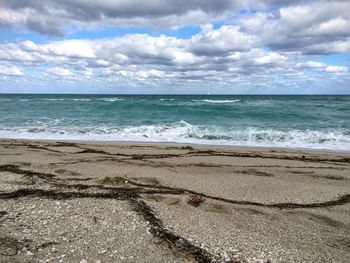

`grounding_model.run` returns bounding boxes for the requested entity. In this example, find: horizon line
[0,93,350,96]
